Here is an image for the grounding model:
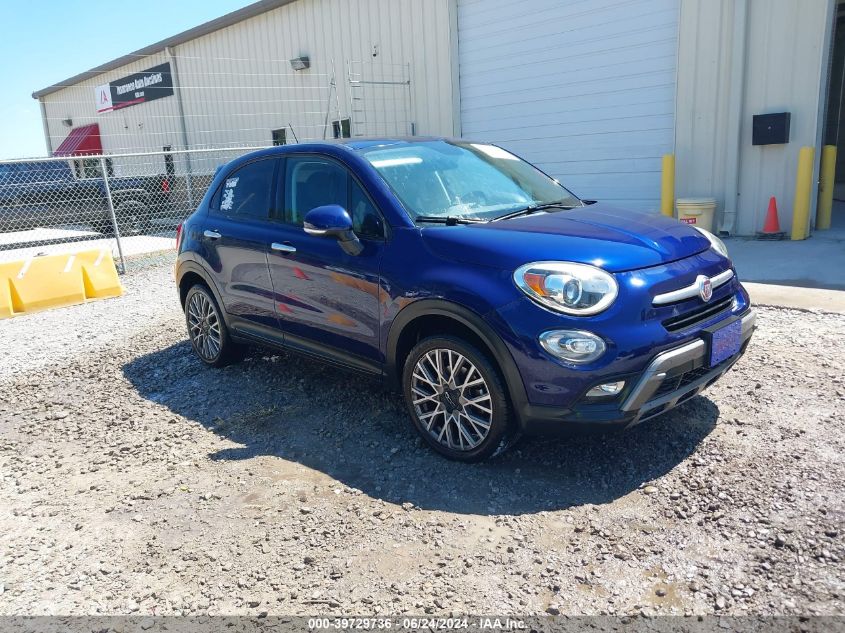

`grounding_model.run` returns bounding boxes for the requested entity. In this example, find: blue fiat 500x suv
[175,138,756,462]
